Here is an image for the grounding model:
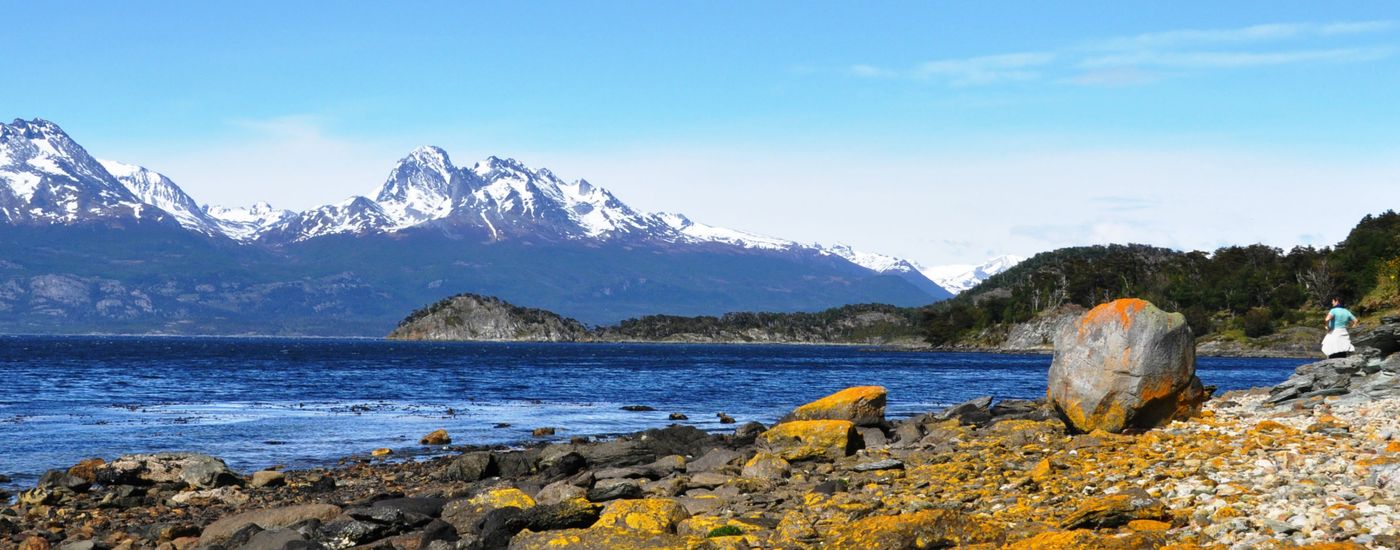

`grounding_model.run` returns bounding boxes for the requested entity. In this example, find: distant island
[387,293,928,346]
